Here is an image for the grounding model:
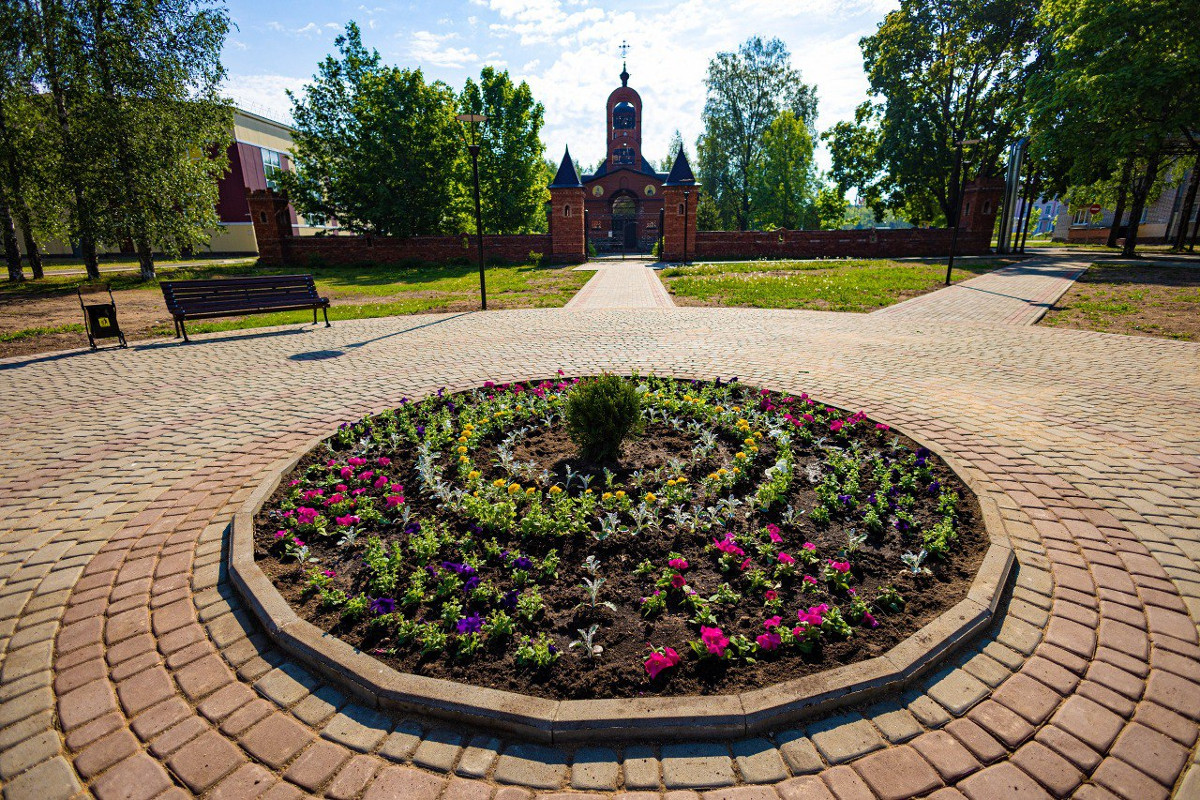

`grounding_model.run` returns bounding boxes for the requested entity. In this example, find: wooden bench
[160,274,330,342]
